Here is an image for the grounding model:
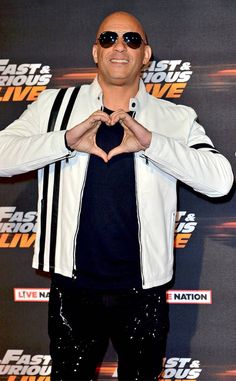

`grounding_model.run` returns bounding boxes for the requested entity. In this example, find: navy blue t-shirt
[74,108,142,290]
